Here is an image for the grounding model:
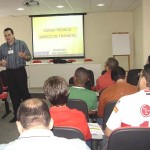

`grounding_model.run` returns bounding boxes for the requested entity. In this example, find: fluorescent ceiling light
[17,8,25,10]
[56,5,64,8]
[97,4,104,7]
